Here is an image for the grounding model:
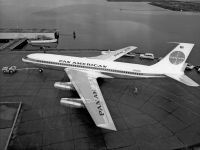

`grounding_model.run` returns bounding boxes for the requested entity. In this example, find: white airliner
[22,43,199,131]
